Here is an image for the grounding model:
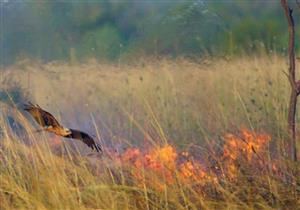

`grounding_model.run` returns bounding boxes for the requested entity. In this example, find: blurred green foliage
[79,25,124,60]
[0,0,299,64]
